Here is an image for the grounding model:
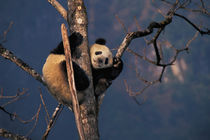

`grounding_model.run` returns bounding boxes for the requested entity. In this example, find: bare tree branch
[0,128,31,140]
[125,29,199,98]
[116,0,182,59]
[1,89,29,107]
[0,88,43,139]
[115,15,128,33]
[47,0,67,20]
[26,104,41,137]
[0,102,41,132]
[42,104,63,140]
[0,0,208,139]
[0,44,45,85]
[161,0,209,15]
[119,0,203,101]
[0,21,14,43]
[115,17,172,58]
[39,88,50,122]
[67,0,100,139]
[0,106,16,120]
[0,89,30,122]
[61,23,85,140]
[174,13,210,35]
[0,88,27,101]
